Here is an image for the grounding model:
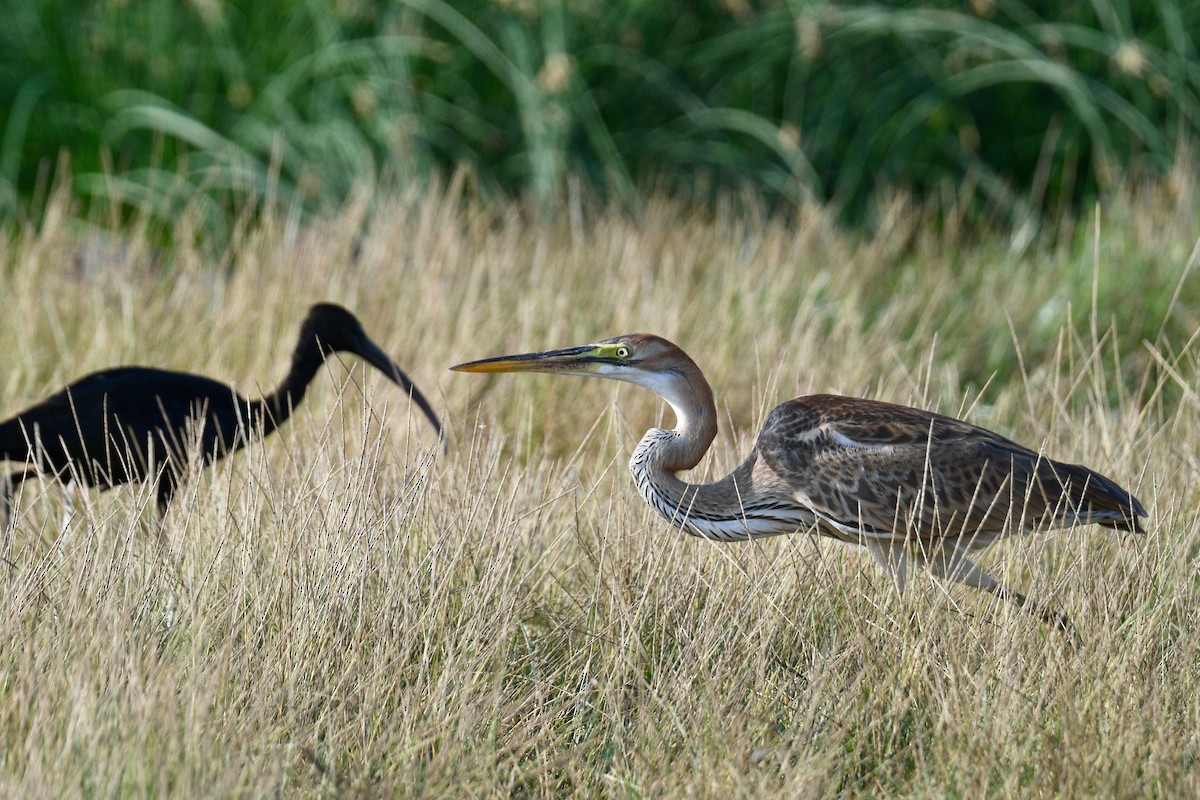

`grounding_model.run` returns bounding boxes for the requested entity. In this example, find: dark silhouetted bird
[0,303,442,519]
